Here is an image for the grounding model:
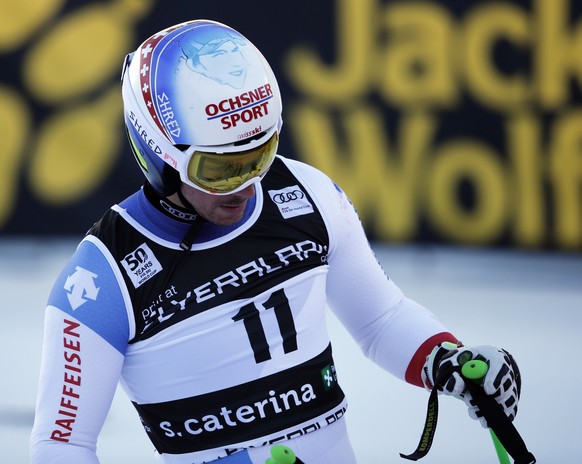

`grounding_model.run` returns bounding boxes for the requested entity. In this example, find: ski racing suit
[30,156,456,463]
